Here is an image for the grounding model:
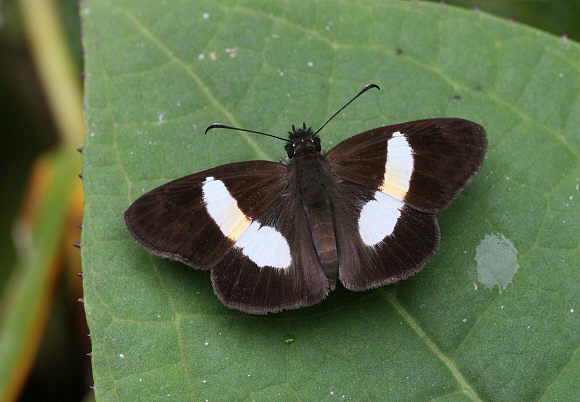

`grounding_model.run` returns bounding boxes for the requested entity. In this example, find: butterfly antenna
[313,83,380,136]
[205,123,289,142]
